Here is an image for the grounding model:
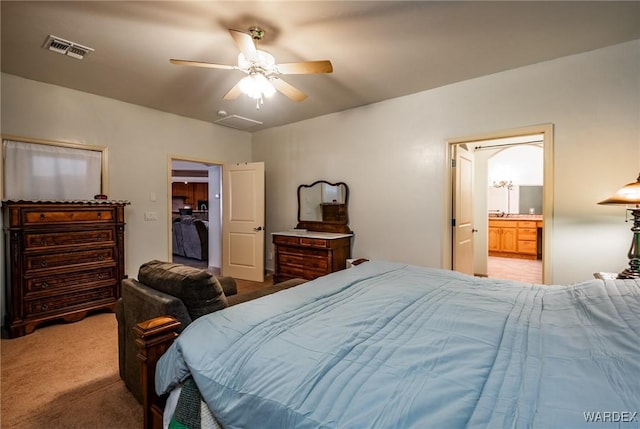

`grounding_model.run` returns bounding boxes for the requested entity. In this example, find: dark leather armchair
[115,260,237,403]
